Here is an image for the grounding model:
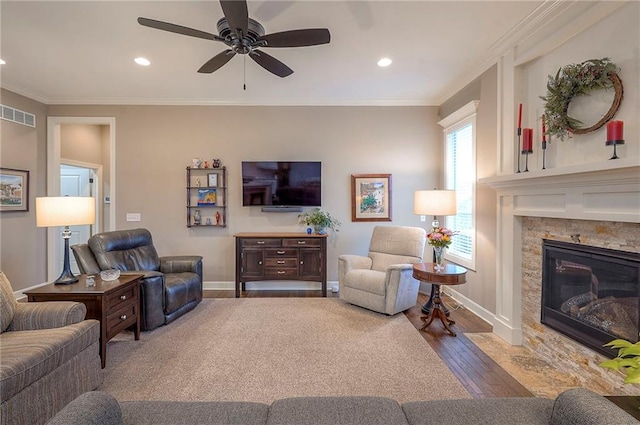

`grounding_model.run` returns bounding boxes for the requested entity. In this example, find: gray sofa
[0,271,102,425]
[46,388,638,425]
[71,228,203,331]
